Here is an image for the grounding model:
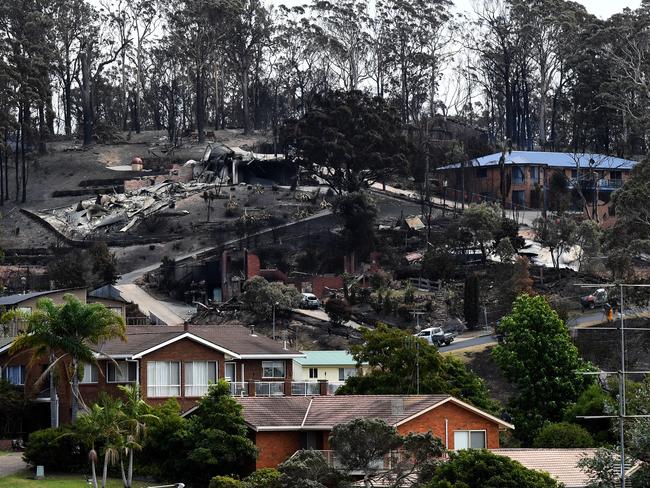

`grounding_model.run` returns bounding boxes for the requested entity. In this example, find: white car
[300,293,321,309]
[415,327,455,346]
